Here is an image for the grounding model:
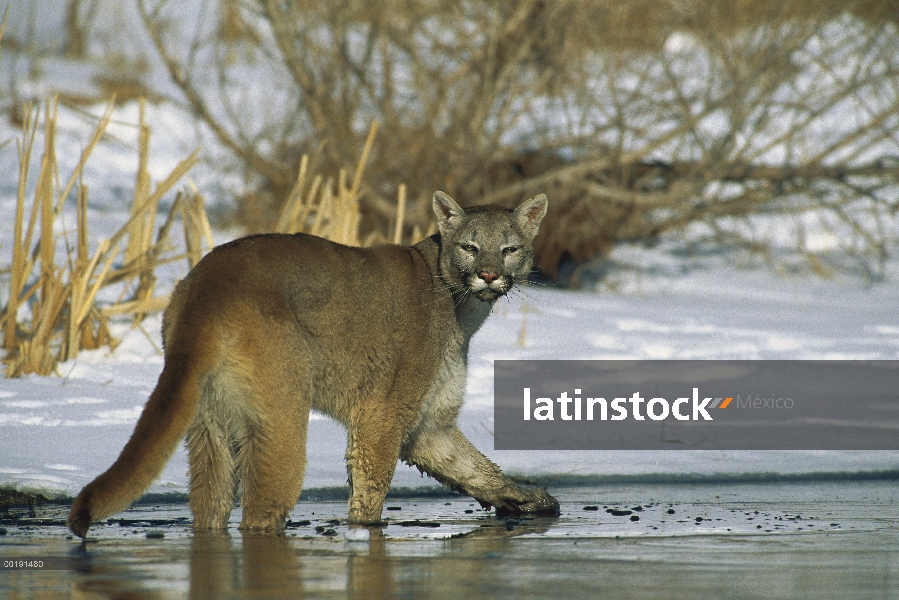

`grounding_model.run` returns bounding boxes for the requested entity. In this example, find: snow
[0,10,897,501]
